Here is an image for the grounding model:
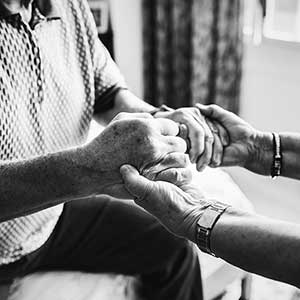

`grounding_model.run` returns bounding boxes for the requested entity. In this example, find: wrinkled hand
[82,113,191,198]
[120,164,211,242]
[196,104,259,168]
[154,107,229,171]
